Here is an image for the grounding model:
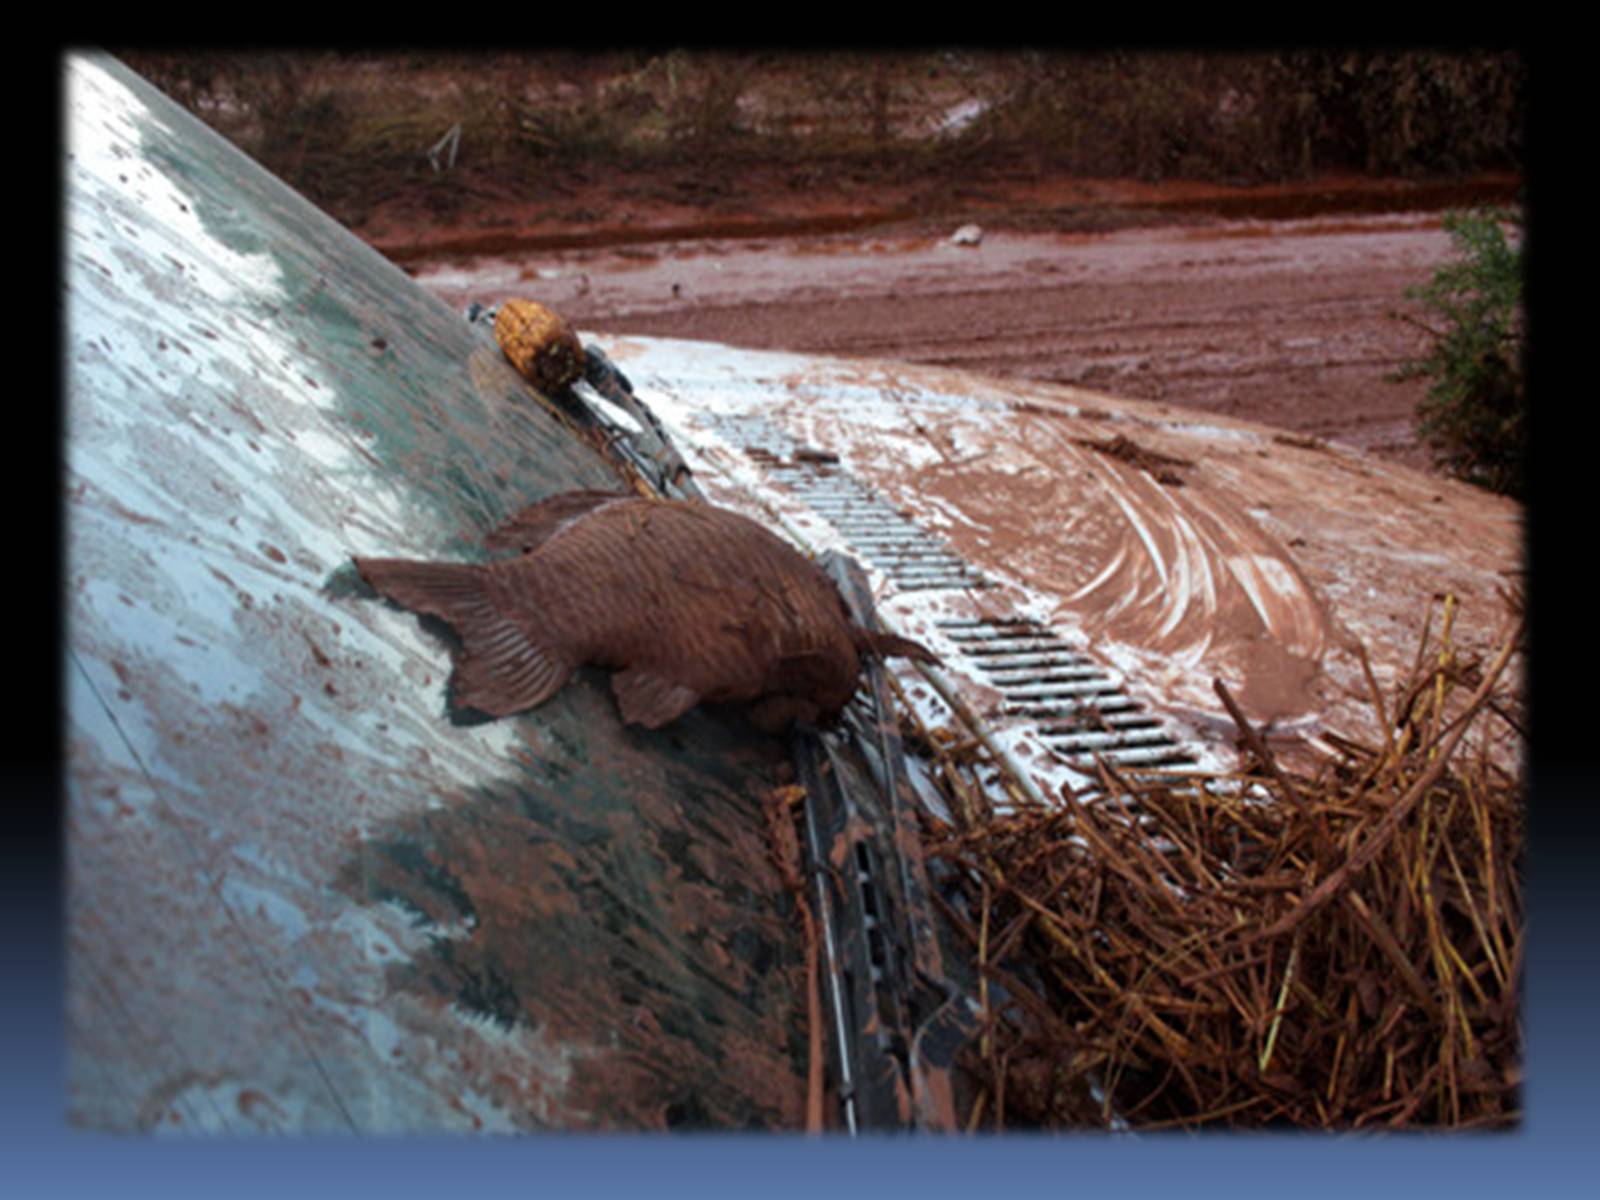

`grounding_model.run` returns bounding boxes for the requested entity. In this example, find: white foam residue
[67,56,424,574]
[69,58,286,311]
[1098,475,1169,588]
[1225,553,1285,633]
[220,873,312,943]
